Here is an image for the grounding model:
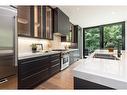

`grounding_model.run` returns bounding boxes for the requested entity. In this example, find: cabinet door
[66,32,72,42]
[61,22,74,42]
[50,64,60,76]
[19,68,49,89]
[18,56,49,79]
[69,51,74,64]
[73,26,78,43]
[45,6,53,39]
[18,6,54,39]
[70,23,74,42]
[69,50,79,64]
[33,6,42,38]
[18,56,50,89]
[49,54,60,76]
[42,6,53,39]
[18,6,34,37]
[54,8,69,36]
[58,8,69,35]
[61,33,72,42]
